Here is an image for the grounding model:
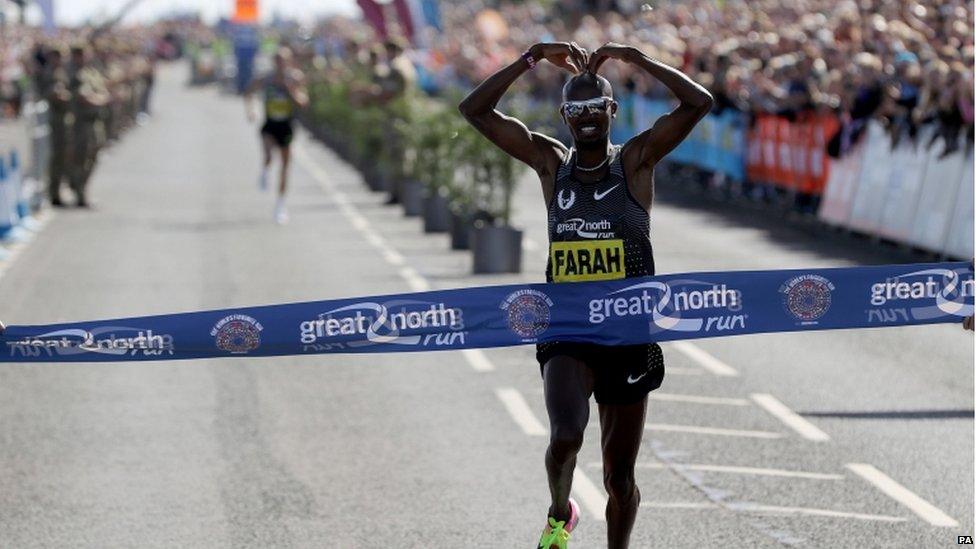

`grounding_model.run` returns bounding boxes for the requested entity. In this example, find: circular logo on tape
[780,274,834,322]
[501,289,553,341]
[210,314,264,354]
